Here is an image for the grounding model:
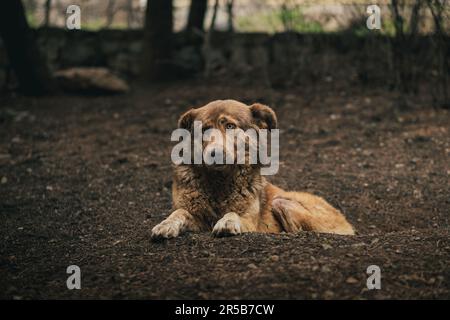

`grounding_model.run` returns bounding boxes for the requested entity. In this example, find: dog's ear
[250,103,277,129]
[178,108,196,130]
